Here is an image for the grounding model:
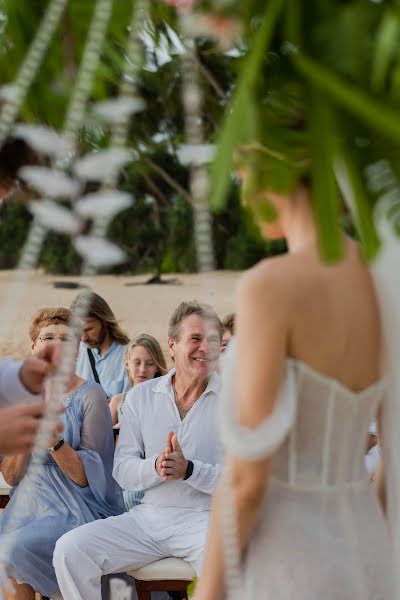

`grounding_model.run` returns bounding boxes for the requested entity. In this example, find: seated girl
[109,334,167,510]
